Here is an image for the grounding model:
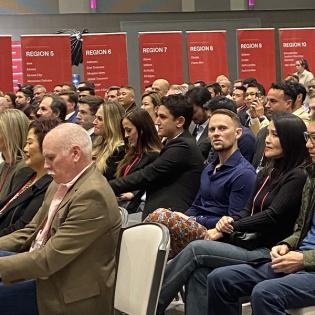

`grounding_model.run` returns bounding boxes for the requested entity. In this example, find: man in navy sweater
[157,108,256,315]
